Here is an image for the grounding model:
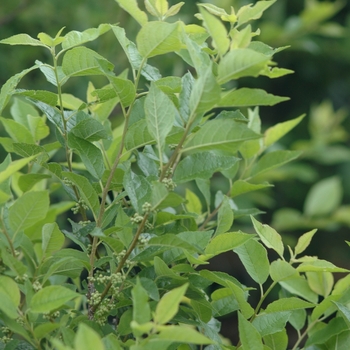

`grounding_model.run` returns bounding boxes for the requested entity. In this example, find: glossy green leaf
[15,89,57,106]
[185,188,202,215]
[42,223,65,258]
[231,180,272,198]
[145,83,176,152]
[154,283,188,324]
[9,191,49,237]
[174,152,238,183]
[0,276,20,318]
[0,33,49,47]
[189,65,221,115]
[132,278,151,325]
[218,88,289,107]
[62,171,100,219]
[123,167,152,213]
[304,176,342,217]
[158,326,214,344]
[297,259,349,273]
[199,7,229,56]
[215,196,234,236]
[137,21,182,58]
[62,47,114,77]
[68,134,105,179]
[75,324,104,350]
[251,216,284,258]
[270,259,298,282]
[251,150,302,178]
[237,0,276,26]
[332,302,350,328]
[107,76,136,108]
[30,285,79,313]
[217,49,270,84]
[266,297,315,313]
[234,238,269,284]
[294,229,318,256]
[62,23,111,50]
[205,232,252,257]
[183,119,260,154]
[0,65,38,114]
[238,311,264,350]
[264,115,305,148]
[115,0,148,26]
